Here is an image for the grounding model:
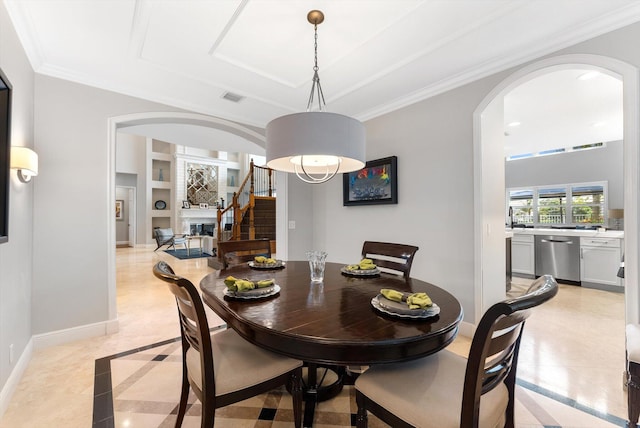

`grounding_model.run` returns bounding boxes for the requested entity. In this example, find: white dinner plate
[341,266,381,277]
[248,260,285,269]
[224,284,281,299]
[371,294,440,319]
